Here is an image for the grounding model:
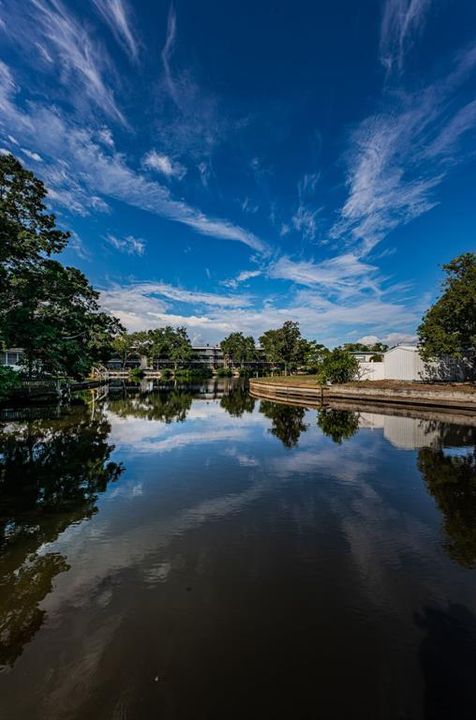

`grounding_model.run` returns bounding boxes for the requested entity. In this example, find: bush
[129,368,145,382]
[238,368,252,378]
[0,367,21,401]
[216,367,233,378]
[175,368,213,382]
[160,368,172,379]
[318,349,359,384]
